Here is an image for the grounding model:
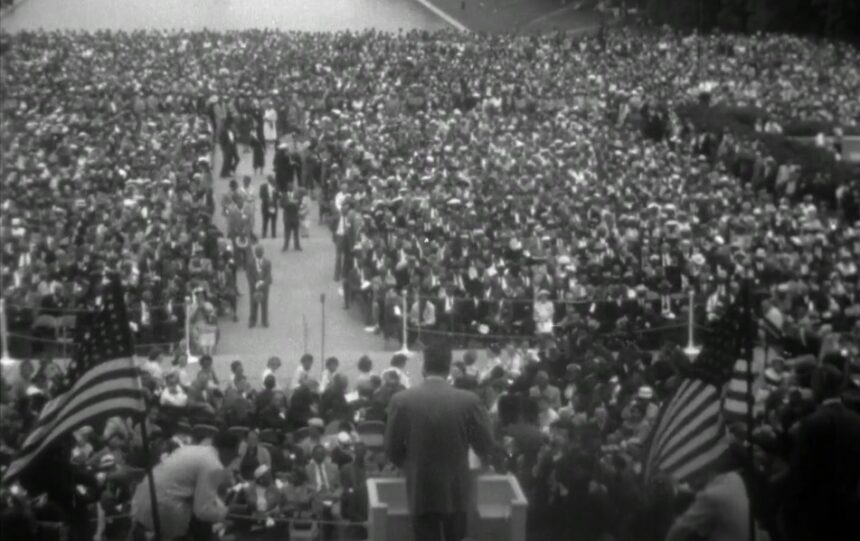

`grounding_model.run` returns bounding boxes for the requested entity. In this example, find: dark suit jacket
[385,377,494,514]
[259,183,278,216]
[785,401,860,540]
[246,256,272,291]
